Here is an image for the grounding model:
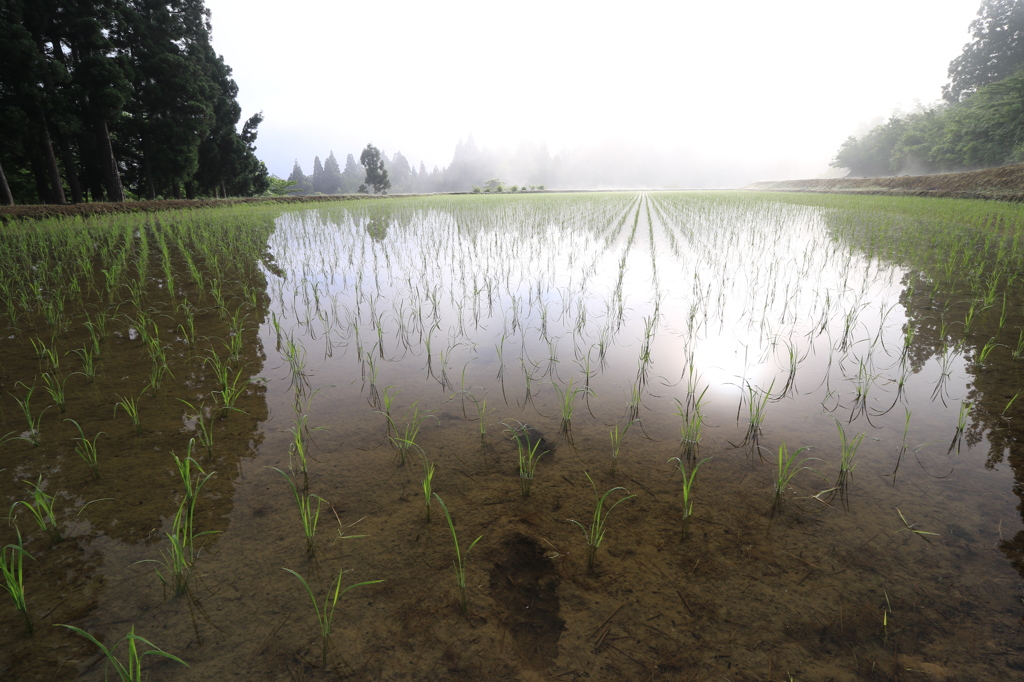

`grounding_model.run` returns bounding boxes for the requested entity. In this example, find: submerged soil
[747,163,1024,201]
